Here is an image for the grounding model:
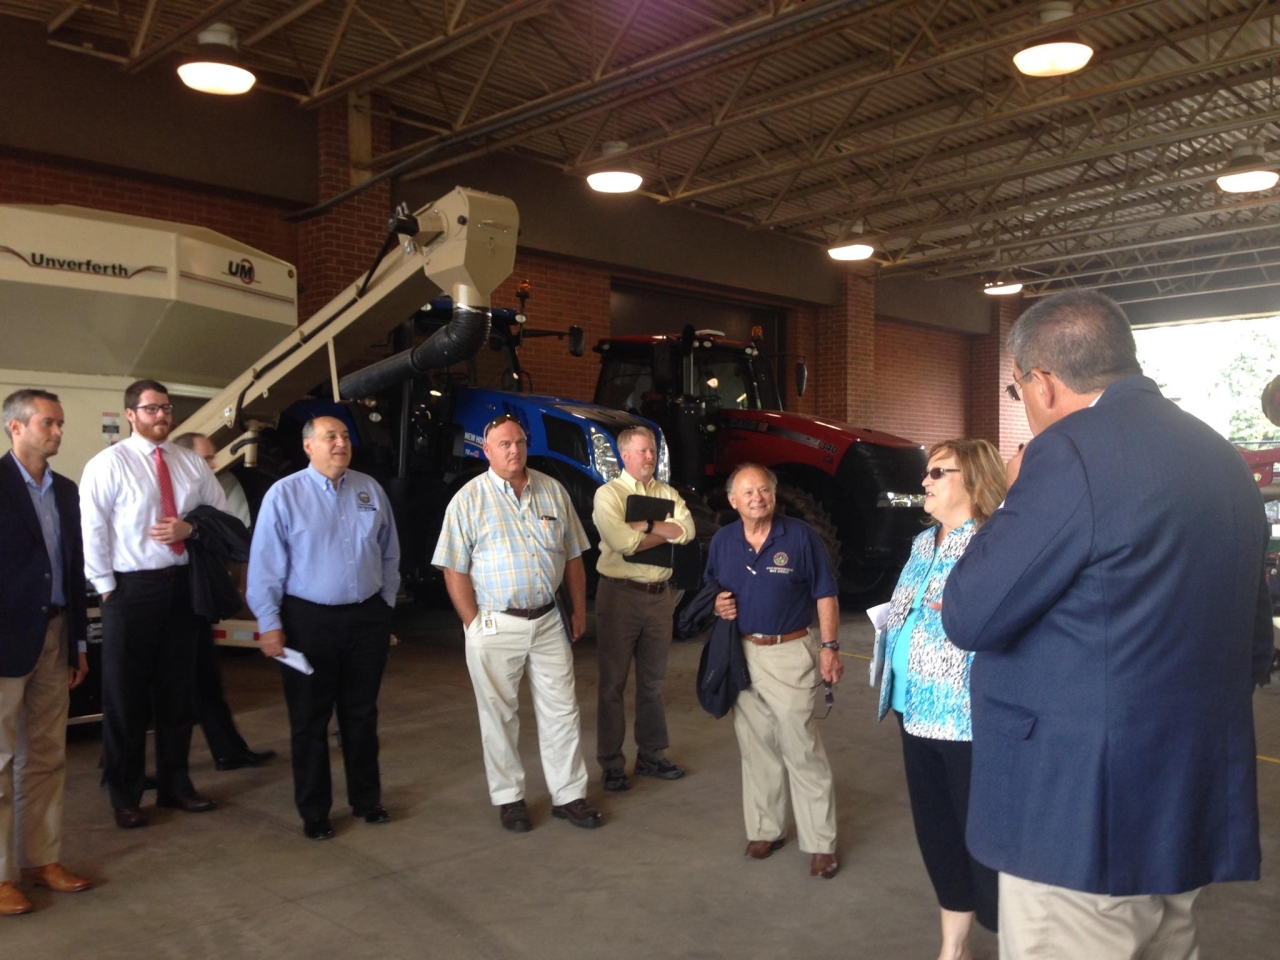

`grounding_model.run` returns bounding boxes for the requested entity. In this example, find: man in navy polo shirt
[706,463,844,880]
